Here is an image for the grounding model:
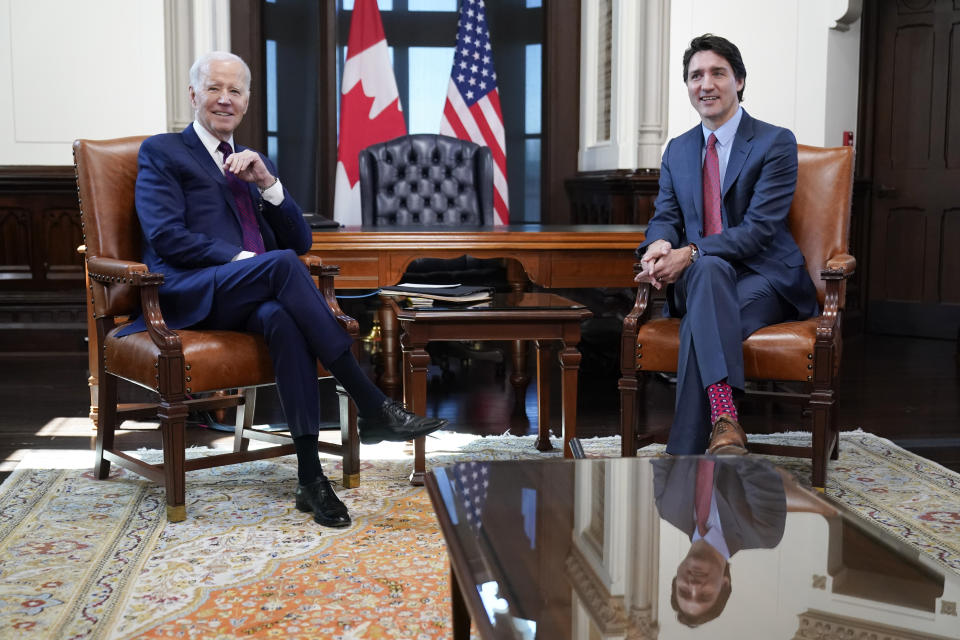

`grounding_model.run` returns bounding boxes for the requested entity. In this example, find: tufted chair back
[359,134,494,227]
